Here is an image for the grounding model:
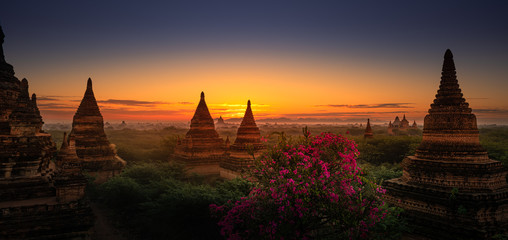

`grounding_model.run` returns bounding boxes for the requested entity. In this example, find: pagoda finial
[0,24,5,63]
[201,91,205,100]
[442,49,456,72]
[247,100,251,107]
[87,78,92,90]
[429,49,470,112]
[20,78,29,98]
